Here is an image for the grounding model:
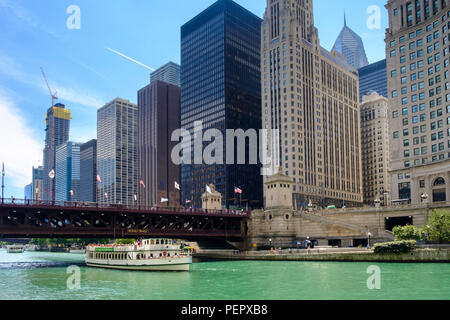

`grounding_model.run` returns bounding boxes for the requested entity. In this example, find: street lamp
[367,232,372,249]
[269,238,272,250]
